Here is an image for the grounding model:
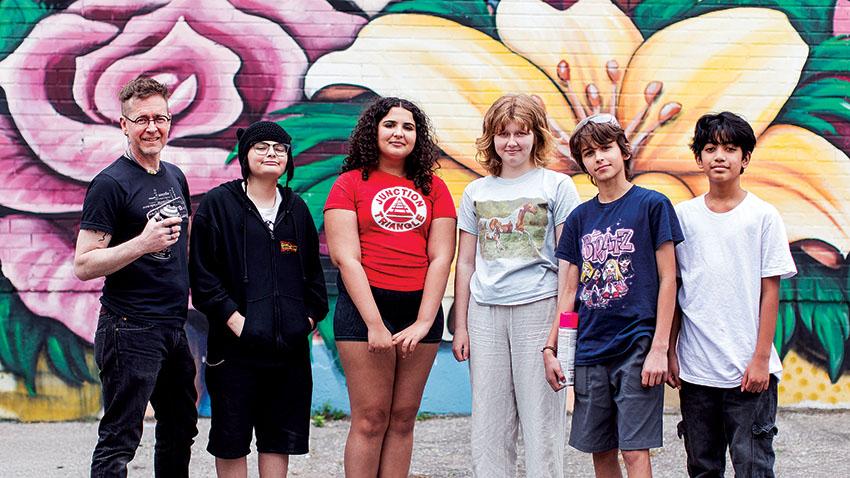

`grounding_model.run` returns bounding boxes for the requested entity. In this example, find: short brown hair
[118,77,169,114]
[475,94,554,176]
[569,121,632,181]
